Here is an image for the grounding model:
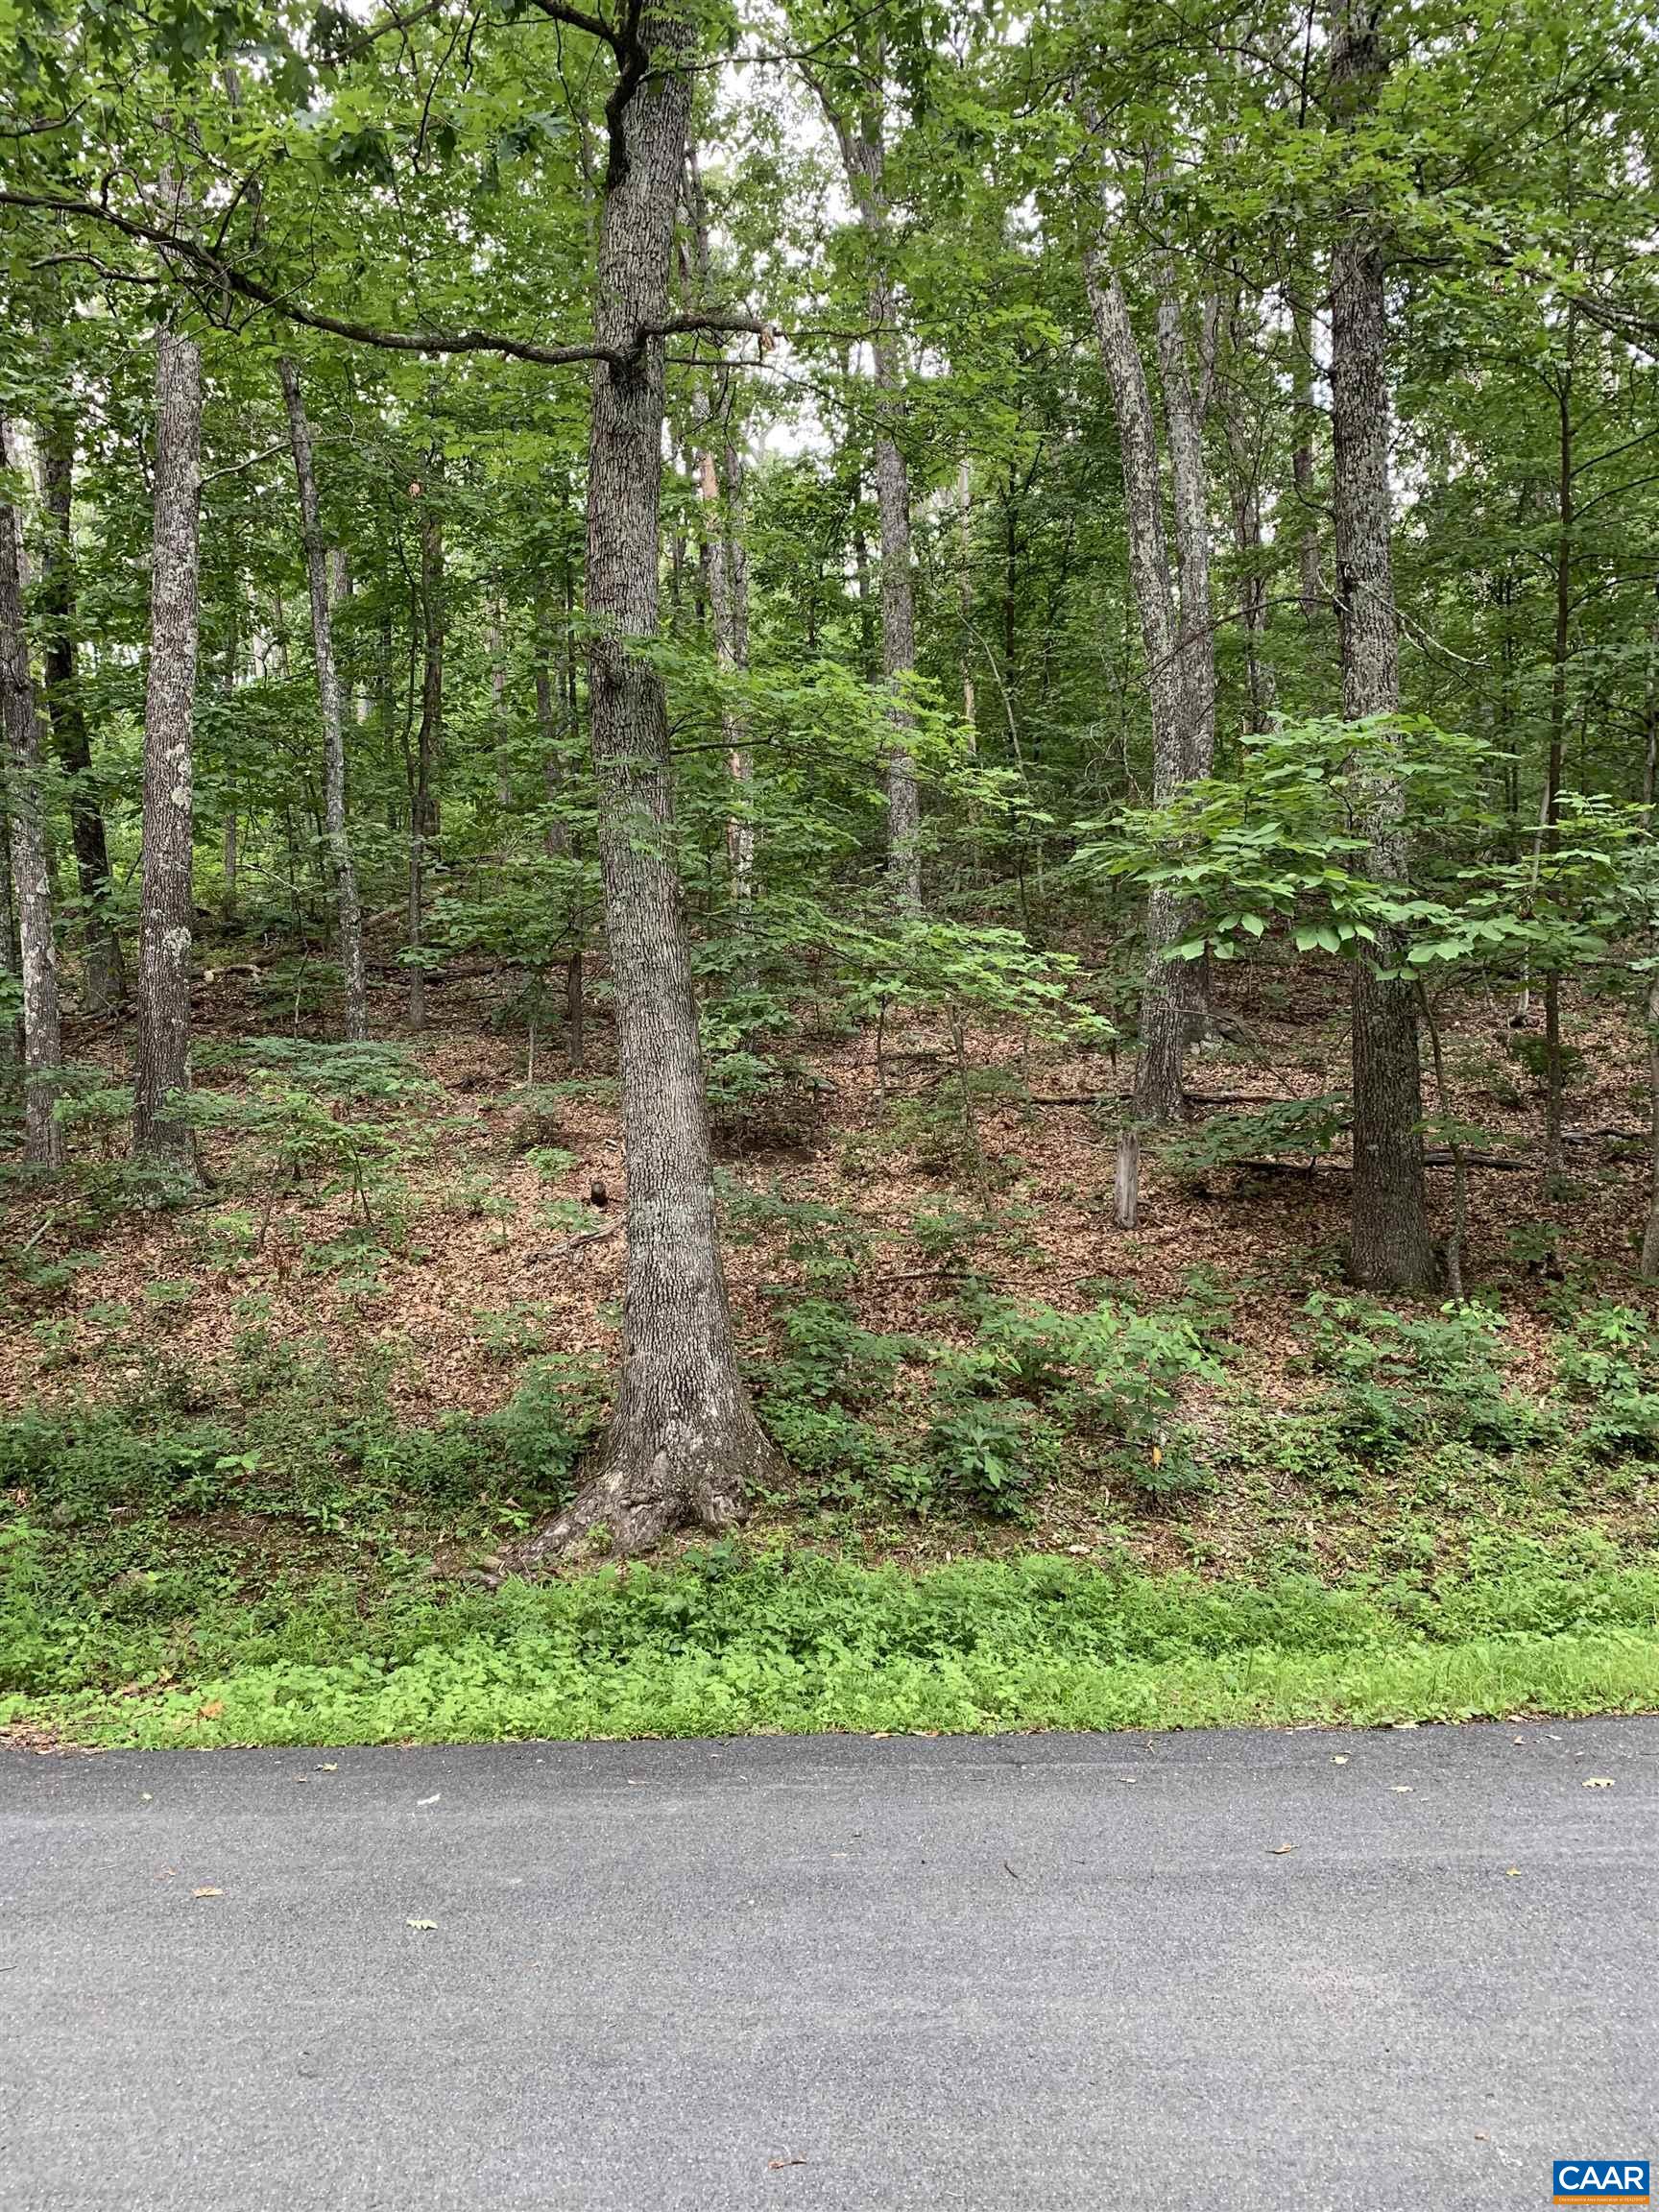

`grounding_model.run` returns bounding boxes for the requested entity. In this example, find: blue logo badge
[1553,2163,1649,2205]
